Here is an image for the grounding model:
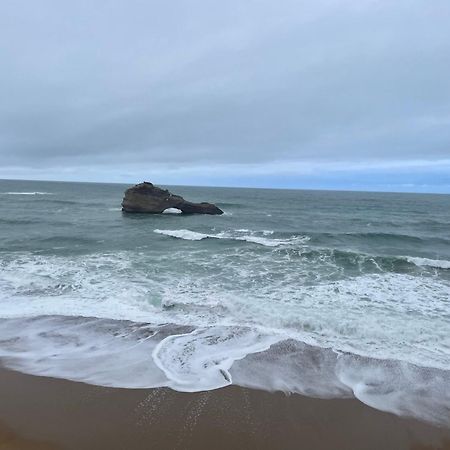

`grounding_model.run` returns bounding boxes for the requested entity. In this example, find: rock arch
[121,182,223,215]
